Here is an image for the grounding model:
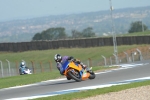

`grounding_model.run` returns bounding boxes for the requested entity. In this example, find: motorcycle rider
[54,54,87,79]
[19,61,27,75]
